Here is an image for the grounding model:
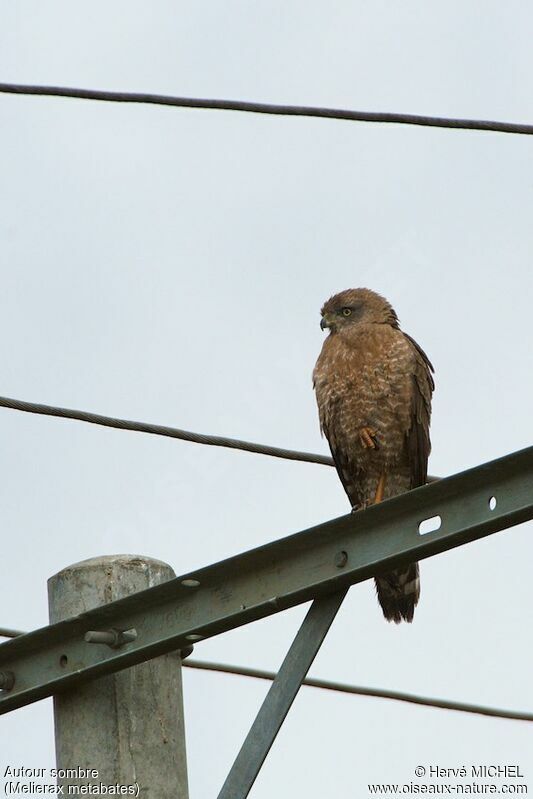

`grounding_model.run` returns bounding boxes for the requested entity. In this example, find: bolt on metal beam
[0,671,15,690]
[84,629,138,647]
[0,446,531,716]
